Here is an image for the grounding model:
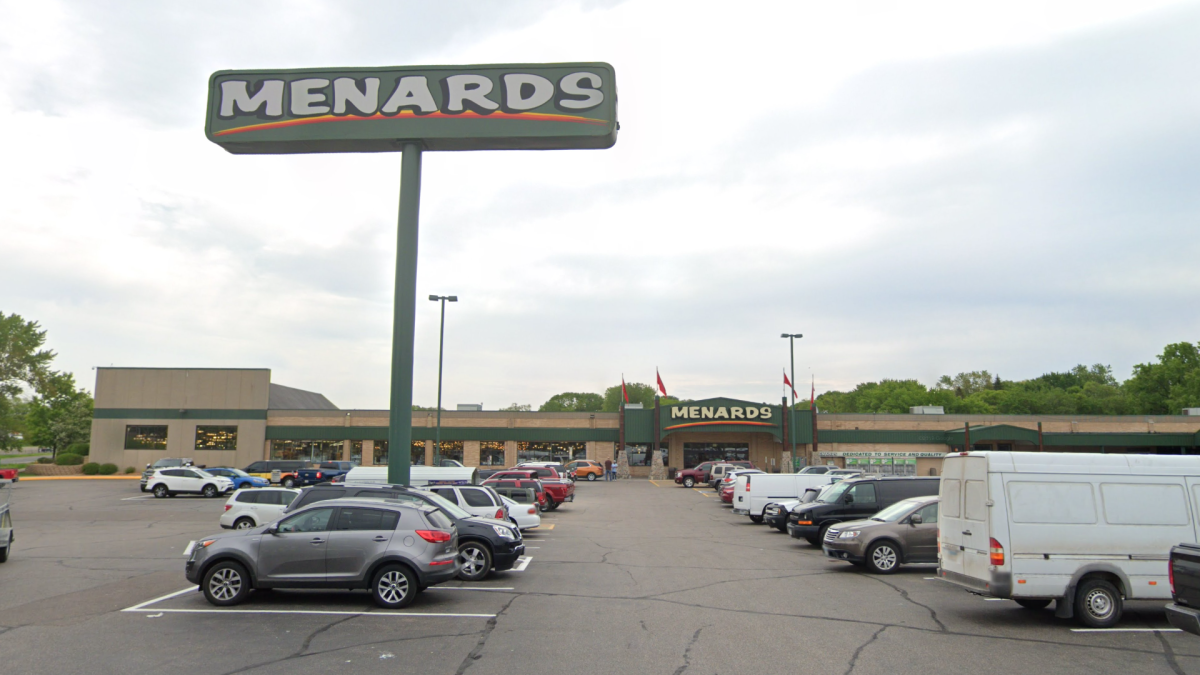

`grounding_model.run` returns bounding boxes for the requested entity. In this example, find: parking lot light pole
[782,333,803,469]
[430,294,457,466]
